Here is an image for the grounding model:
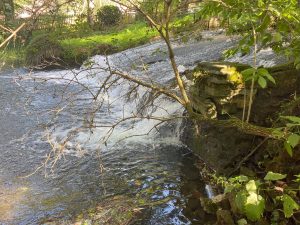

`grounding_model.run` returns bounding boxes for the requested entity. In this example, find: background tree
[1,0,15,22]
